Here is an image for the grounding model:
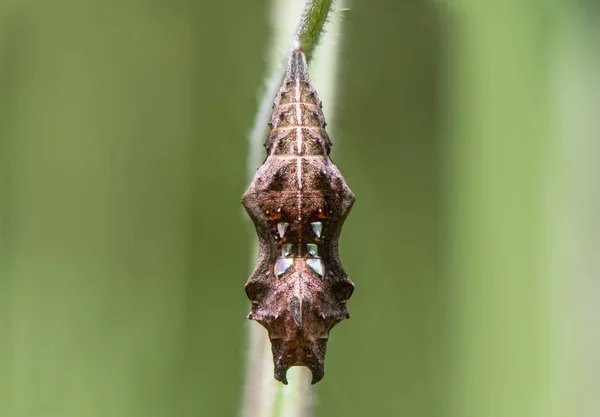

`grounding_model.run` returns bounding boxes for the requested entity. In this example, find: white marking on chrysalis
[277,222,289,238]
[296,126,302,154]
[297,158,302,189]
[295,79,301,105]
[306,258,324,277]
[311,221,322,238]
[274,258,293,278]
